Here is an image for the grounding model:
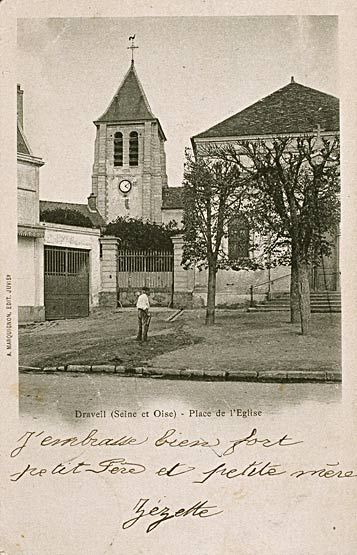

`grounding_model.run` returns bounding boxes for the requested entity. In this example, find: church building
[91,60,168,224]
[183,77,340,306]
[94,68,340,310]
[17,49,340,321]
